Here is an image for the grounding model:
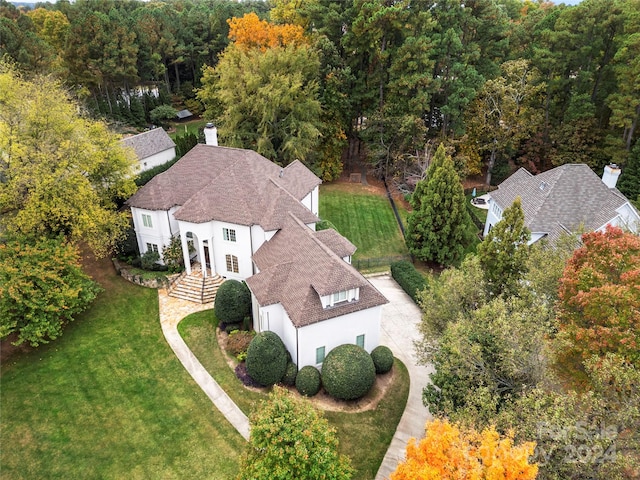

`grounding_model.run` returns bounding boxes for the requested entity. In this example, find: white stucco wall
[614,203,640,234]
[137,148,176,172]
[252,297,382,369]
[211,221,252,280]
[301,185,320,217]
[131,206,174,261]
[297,306,382,369]
[483,197,503,237]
